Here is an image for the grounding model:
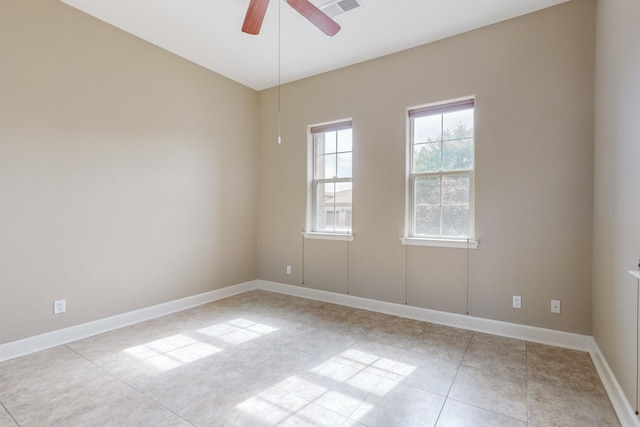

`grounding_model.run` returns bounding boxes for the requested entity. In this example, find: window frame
[404,98,478,248]
[305,119,354,240]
